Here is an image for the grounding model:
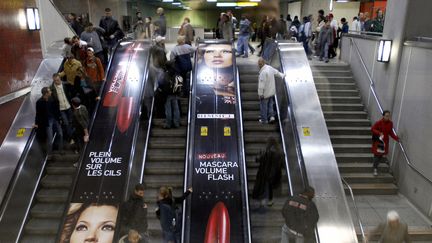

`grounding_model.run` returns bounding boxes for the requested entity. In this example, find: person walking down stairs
[371,110,399,176]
